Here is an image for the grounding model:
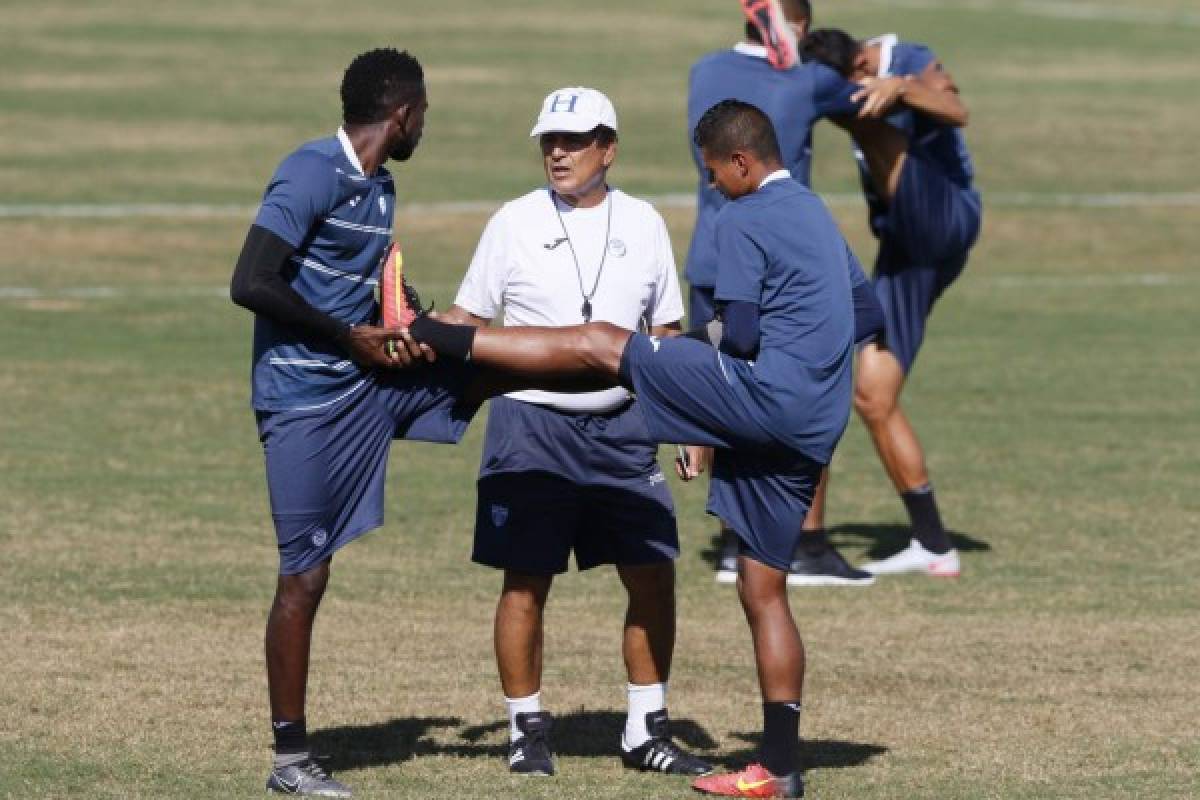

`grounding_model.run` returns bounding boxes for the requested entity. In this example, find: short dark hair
[693,99,781,163]
[798,27,859,76]
[744,0,811,43]
[340,48,424,125]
